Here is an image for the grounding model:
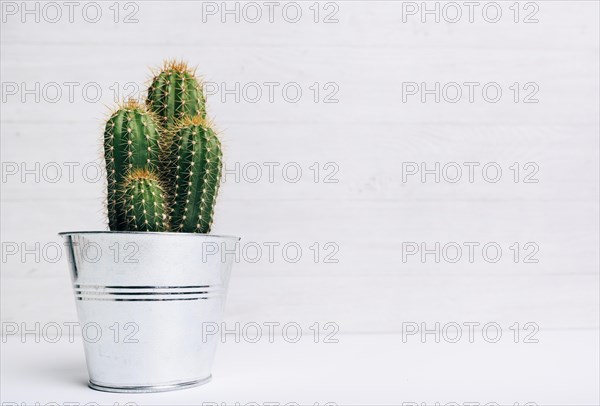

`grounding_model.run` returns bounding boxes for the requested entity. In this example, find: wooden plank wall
[1,0,598,334]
